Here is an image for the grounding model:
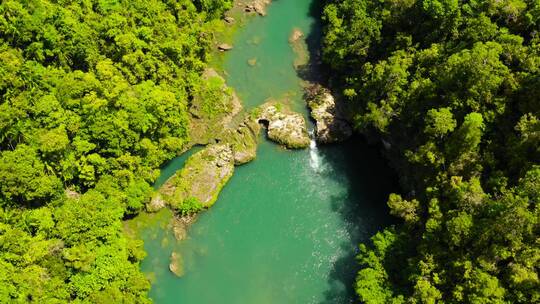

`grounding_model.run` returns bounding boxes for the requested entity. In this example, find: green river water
[138,1,397,303]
